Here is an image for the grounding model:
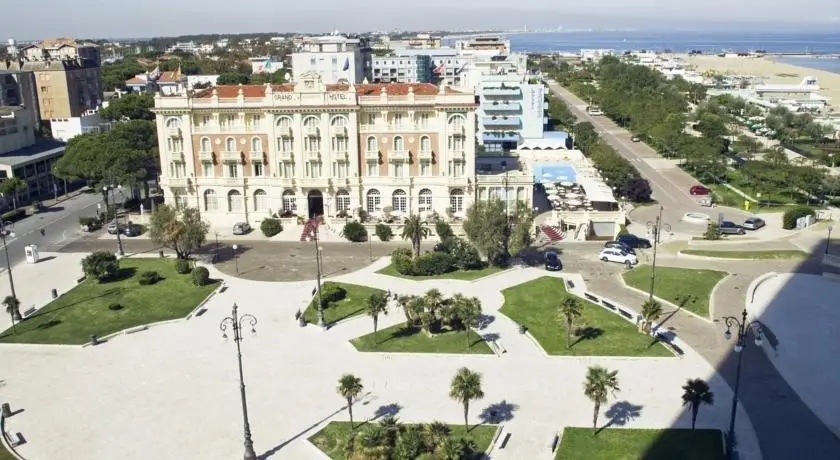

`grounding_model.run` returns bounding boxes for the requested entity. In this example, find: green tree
[81,251,120,281]
[583,366,620,431]
[101,60,146,91]
[148,205,209,260]
[557,296,583,349]
[3,295,21,322]
[99,92,155,121]
[401,214,429,258]
[508,203,535,257]
[449,367,484,429]
[52,132,148,193]
[640,299,663,334]
[217,72,251,85]
[463,199,508,265]
[337,374,364,428]
[451,294,482,349]
[366,292,389,345]
[0,177,28,209]
[681,378,714,430]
